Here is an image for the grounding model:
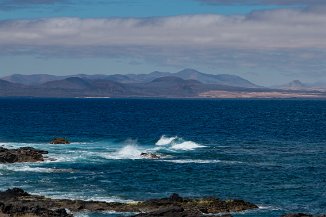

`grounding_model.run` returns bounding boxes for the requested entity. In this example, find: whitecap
[155,136,206,151]
[102,145,143,160]
[0,164,54,173]
[162,159,221,164]
[155,135,178,146]
[171,141,206,150]
[42,193,137,203]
